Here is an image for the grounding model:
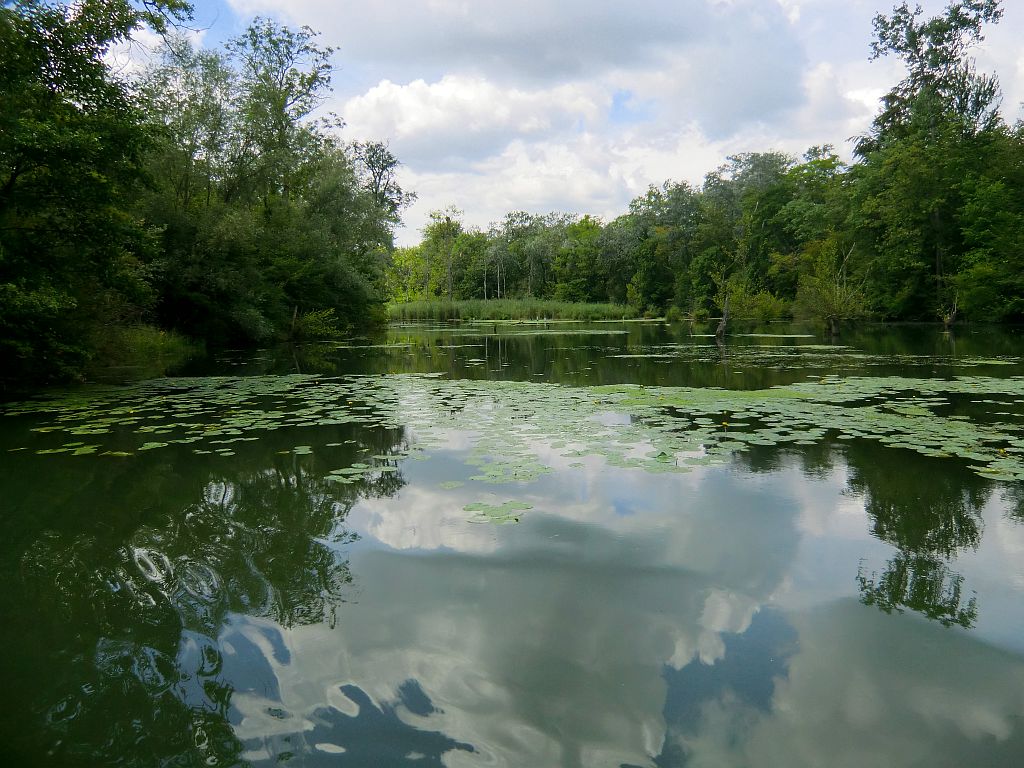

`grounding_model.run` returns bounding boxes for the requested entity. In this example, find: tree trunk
[716,293,730,338]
